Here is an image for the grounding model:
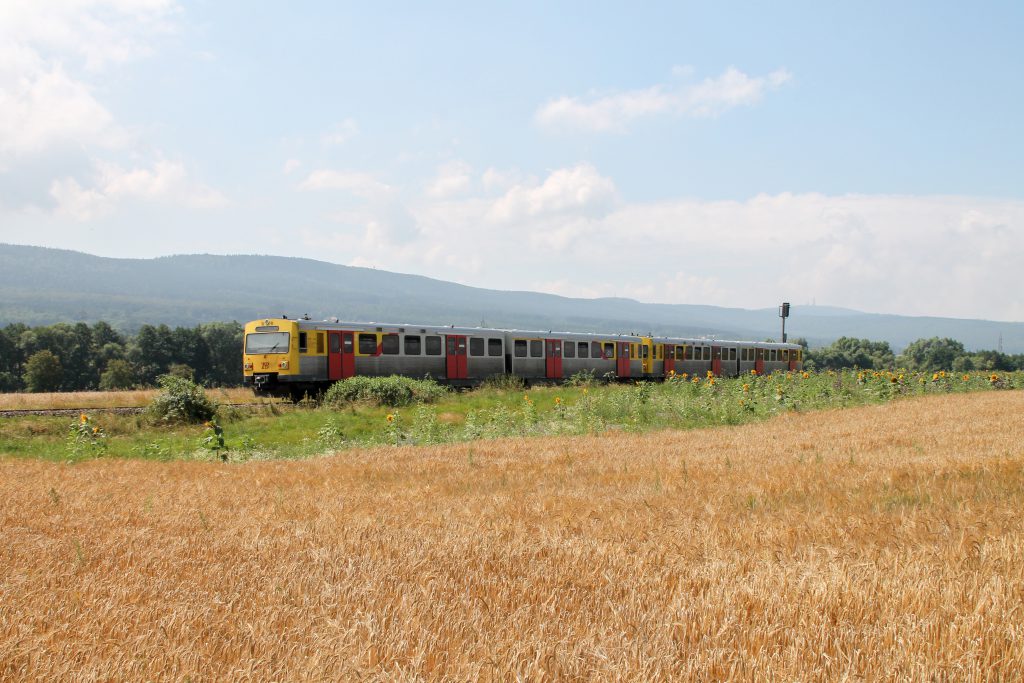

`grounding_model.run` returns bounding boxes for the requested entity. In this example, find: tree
[899,337,967,372]
[806,337,895,371]
[199,321,244,386]
[24,350,63,392]
[99,359,137,390]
